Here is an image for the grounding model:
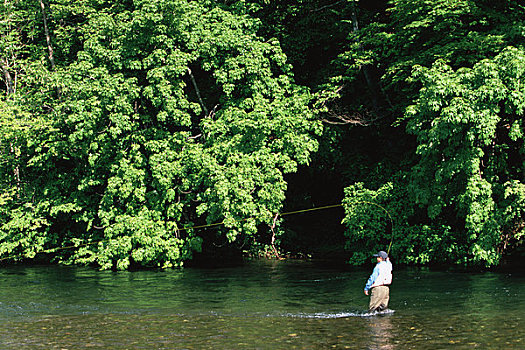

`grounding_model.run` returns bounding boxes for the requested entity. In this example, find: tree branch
[187,67,208,116]
[310,0,345,13]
